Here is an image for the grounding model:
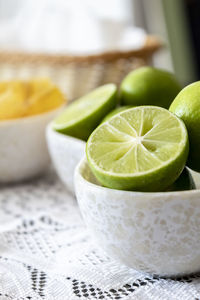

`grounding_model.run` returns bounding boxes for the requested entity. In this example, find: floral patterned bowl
[46,125,85,194]
[0,107,63,183]
[75,158,200,277]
